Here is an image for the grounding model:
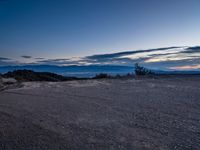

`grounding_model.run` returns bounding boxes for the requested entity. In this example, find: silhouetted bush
[93,73,111,79]
[93,73,134,79]
[135,63,154,75]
